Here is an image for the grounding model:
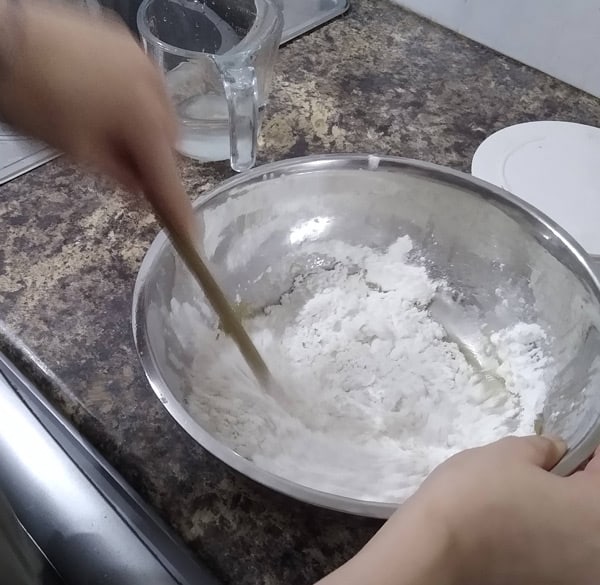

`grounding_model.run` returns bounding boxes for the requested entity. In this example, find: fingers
[123,110,196,240]
[487,435,567,470]
[65,131,143,193]
[96,145,142,193]
[99,60,186,226]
